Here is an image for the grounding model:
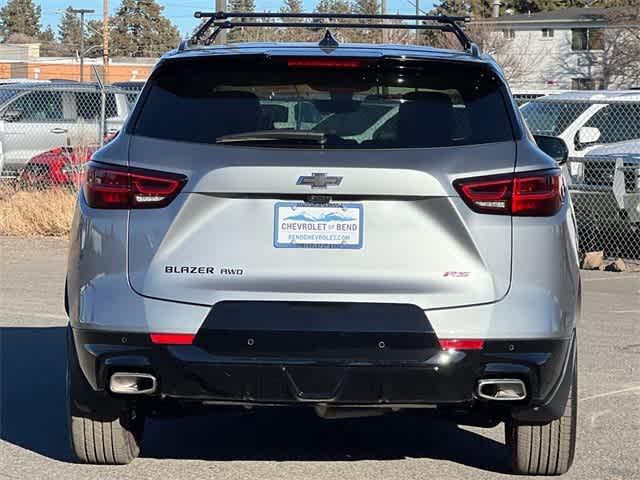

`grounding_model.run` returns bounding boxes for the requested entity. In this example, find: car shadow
[143,410,508,472]
[0,326,71,462]
[0,326,508,473]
